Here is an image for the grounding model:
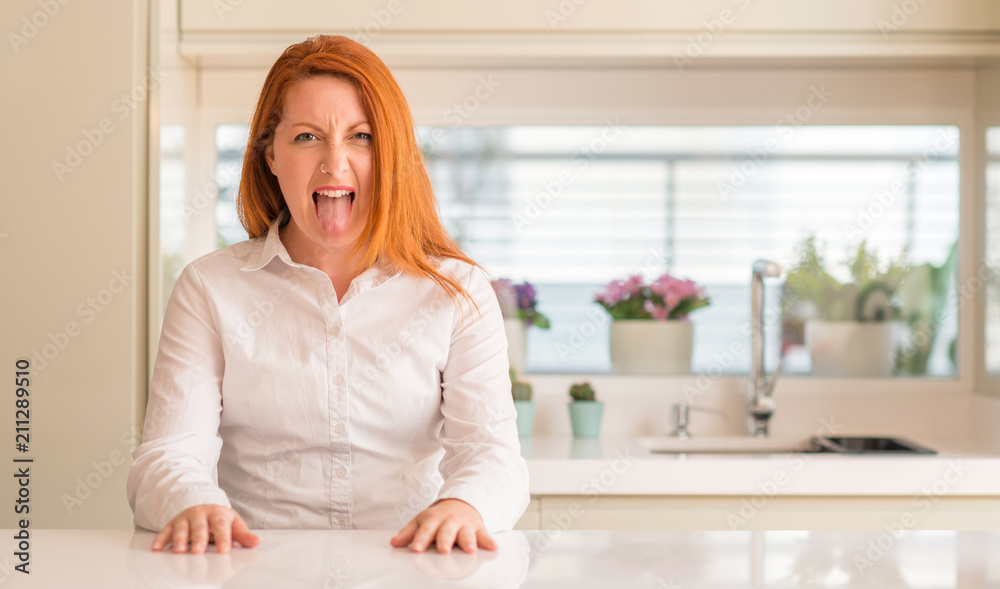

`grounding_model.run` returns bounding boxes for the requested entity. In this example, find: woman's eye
[355,132,372,143]
[294,132,317,142]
